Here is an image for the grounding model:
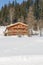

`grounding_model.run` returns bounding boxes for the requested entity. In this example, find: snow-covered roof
[6,22,28,28]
